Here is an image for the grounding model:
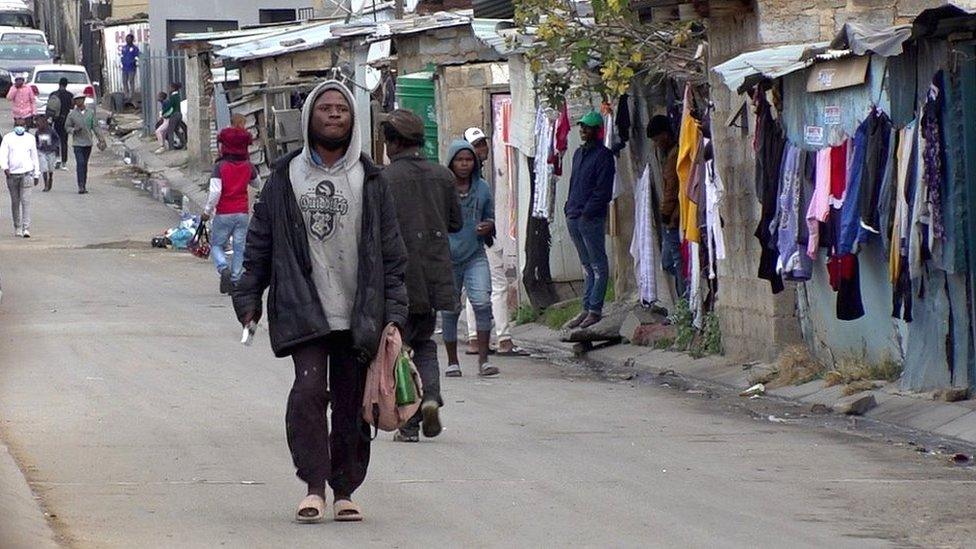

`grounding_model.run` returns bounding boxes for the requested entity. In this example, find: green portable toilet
[396,71,438,162]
